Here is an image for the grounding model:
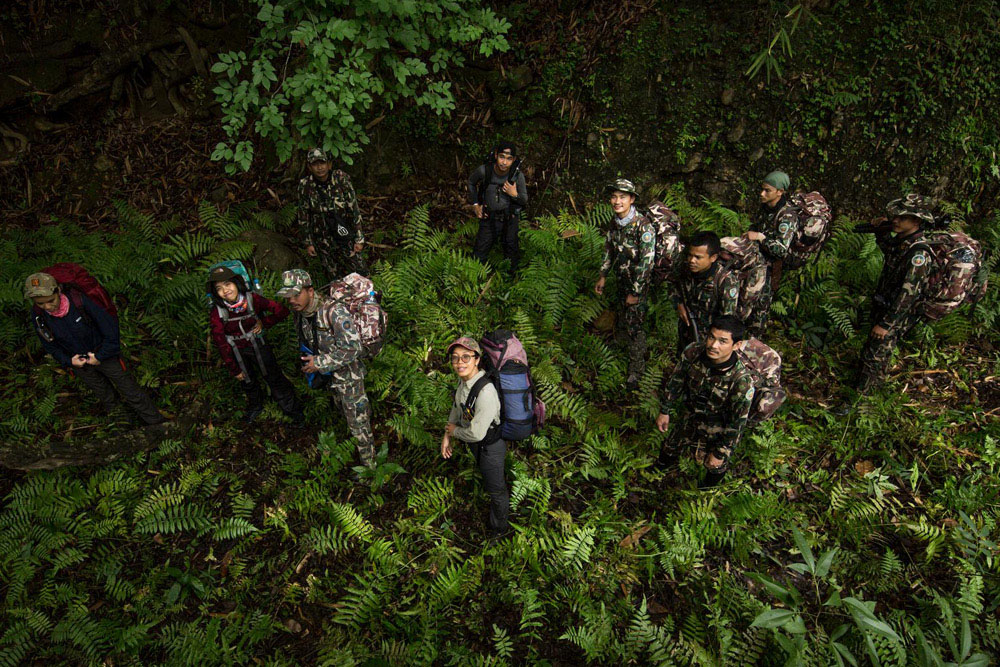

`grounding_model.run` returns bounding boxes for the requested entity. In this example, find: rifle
[853,217,889,234]
[679,298,699,342]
